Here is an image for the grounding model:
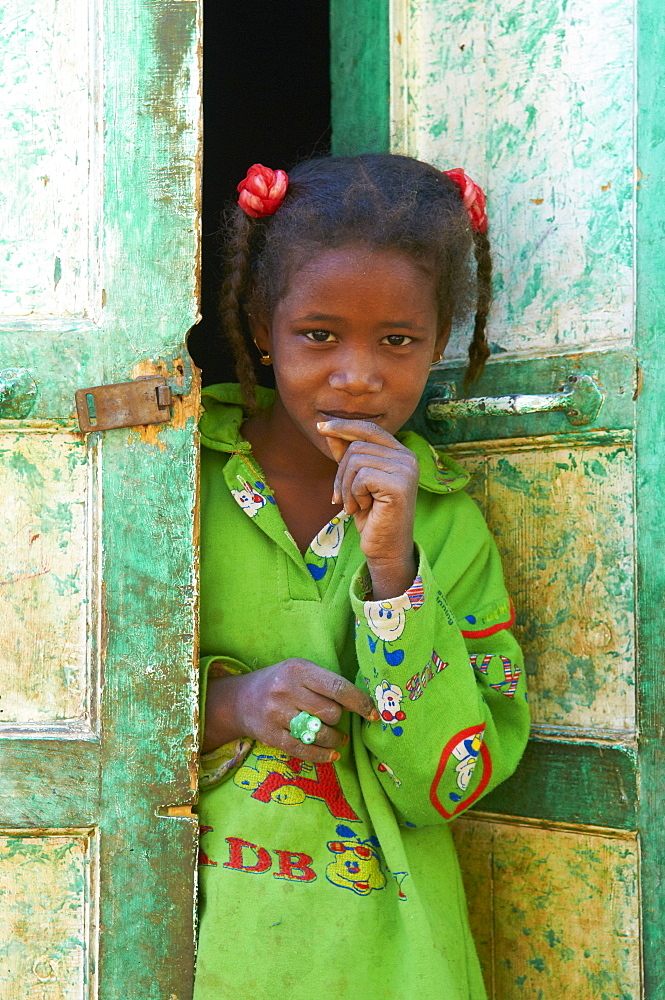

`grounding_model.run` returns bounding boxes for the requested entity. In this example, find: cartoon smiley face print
[364,594,411,642]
